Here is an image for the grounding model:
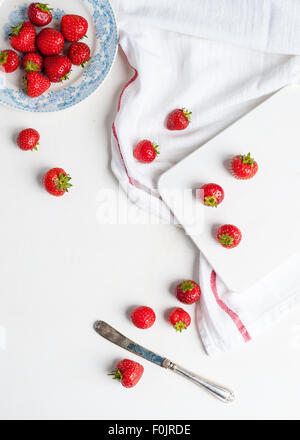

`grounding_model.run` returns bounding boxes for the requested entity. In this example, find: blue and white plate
[0,0,118,112]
